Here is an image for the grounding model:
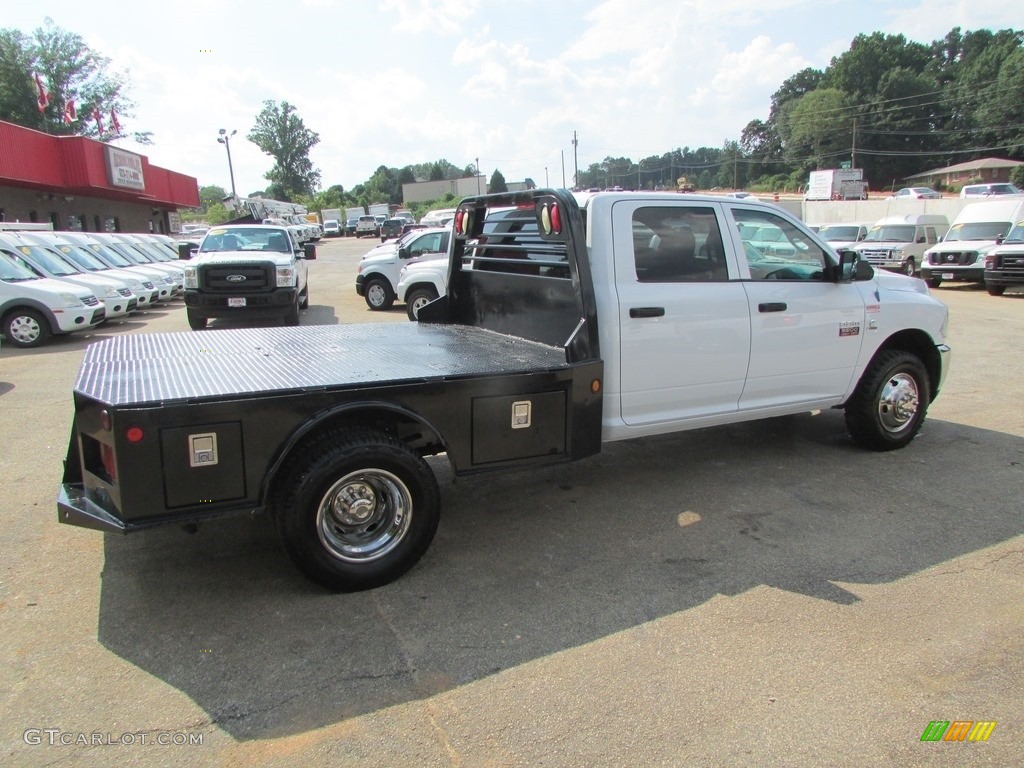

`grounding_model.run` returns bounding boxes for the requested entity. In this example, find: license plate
[228,297,246,307]
[941,273,954,280]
